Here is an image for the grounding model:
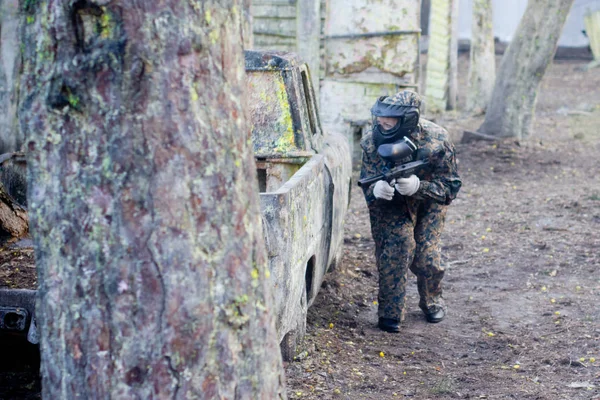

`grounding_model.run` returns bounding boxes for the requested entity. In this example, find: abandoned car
[245,50,352,359]
[0,51,352,362]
